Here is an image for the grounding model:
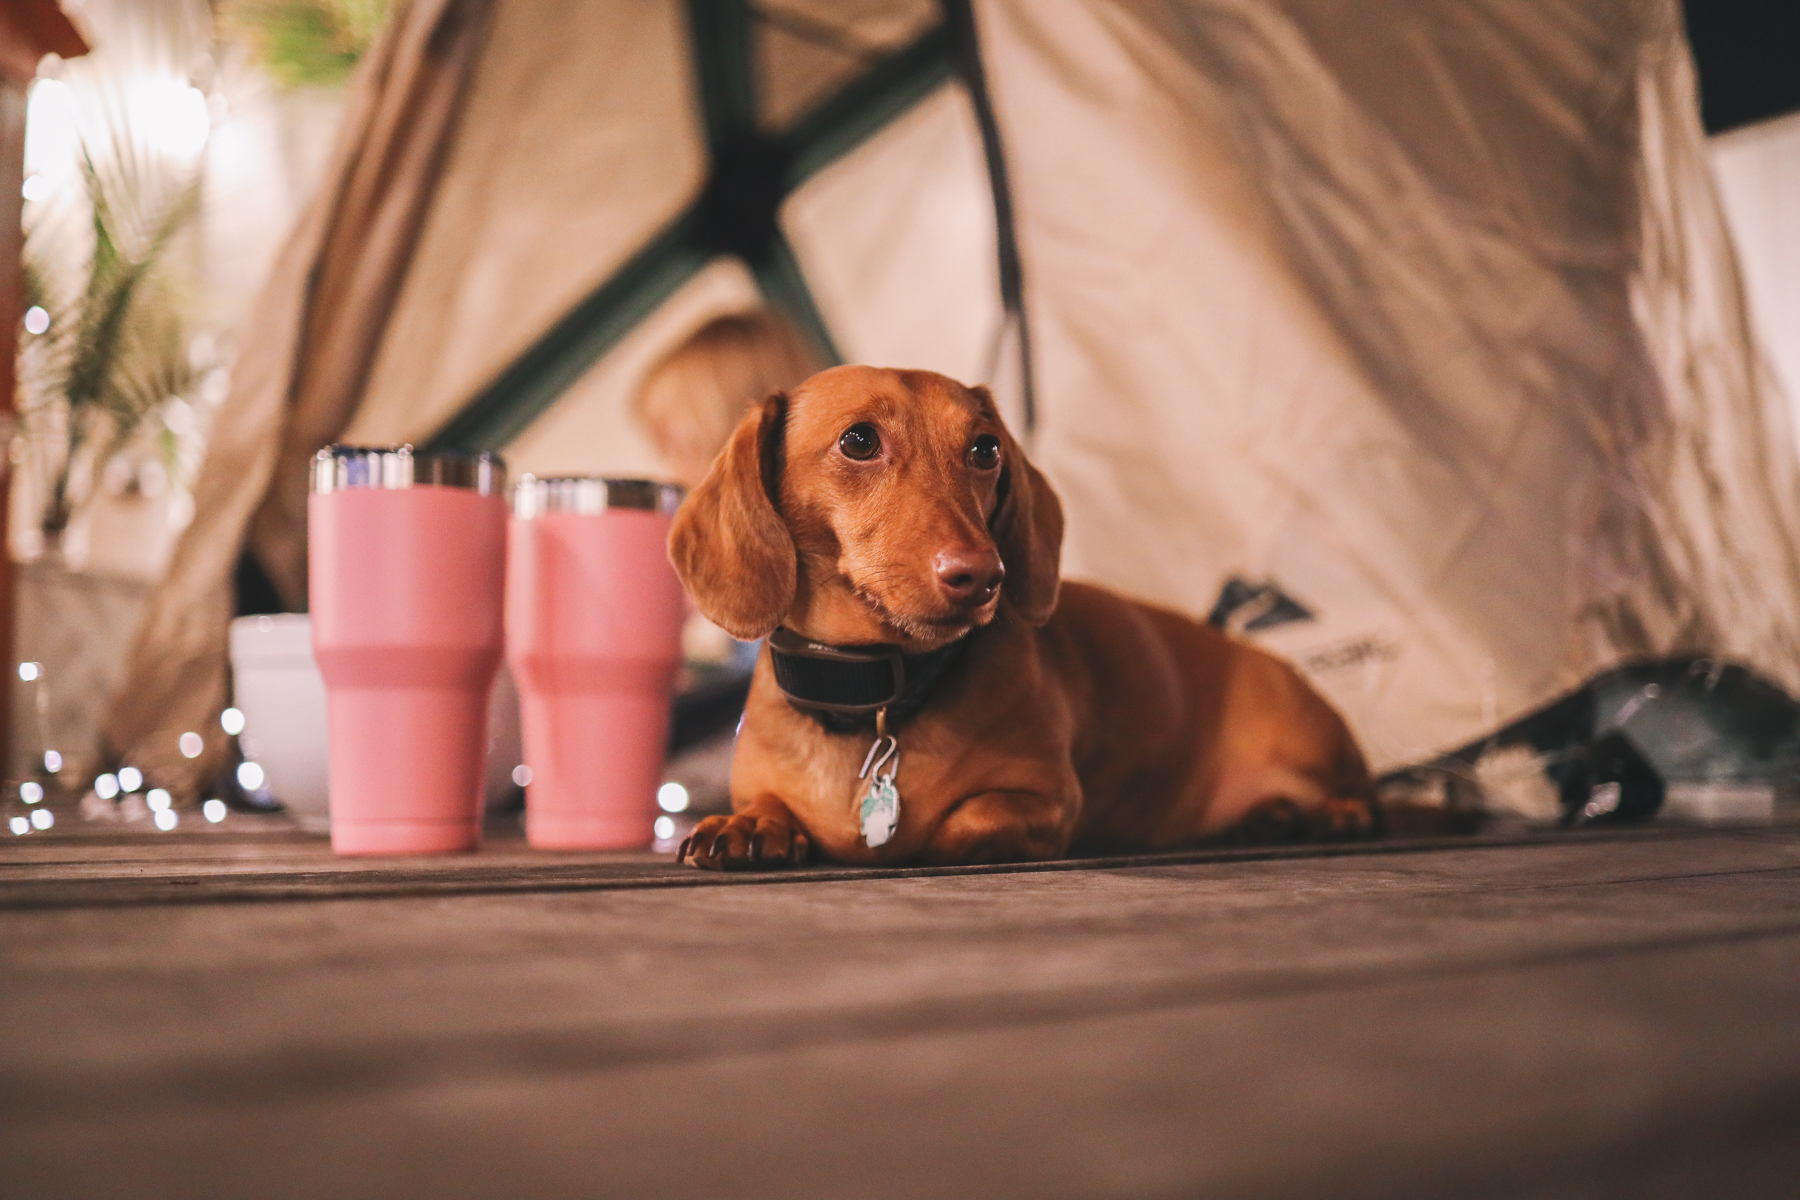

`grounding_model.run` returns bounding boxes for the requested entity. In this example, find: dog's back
[1038,581,1376,852]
